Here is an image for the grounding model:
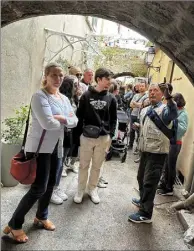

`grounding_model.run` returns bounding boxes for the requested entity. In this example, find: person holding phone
[128,83,178,223]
